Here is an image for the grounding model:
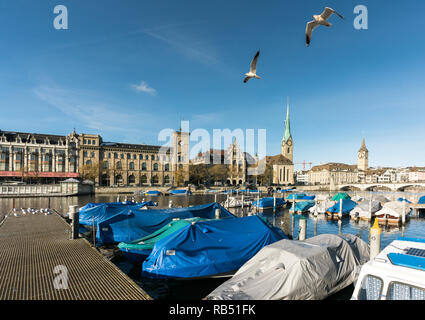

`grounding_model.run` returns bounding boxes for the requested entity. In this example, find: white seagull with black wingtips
[243,50,261,83]
[305,7,344,46]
